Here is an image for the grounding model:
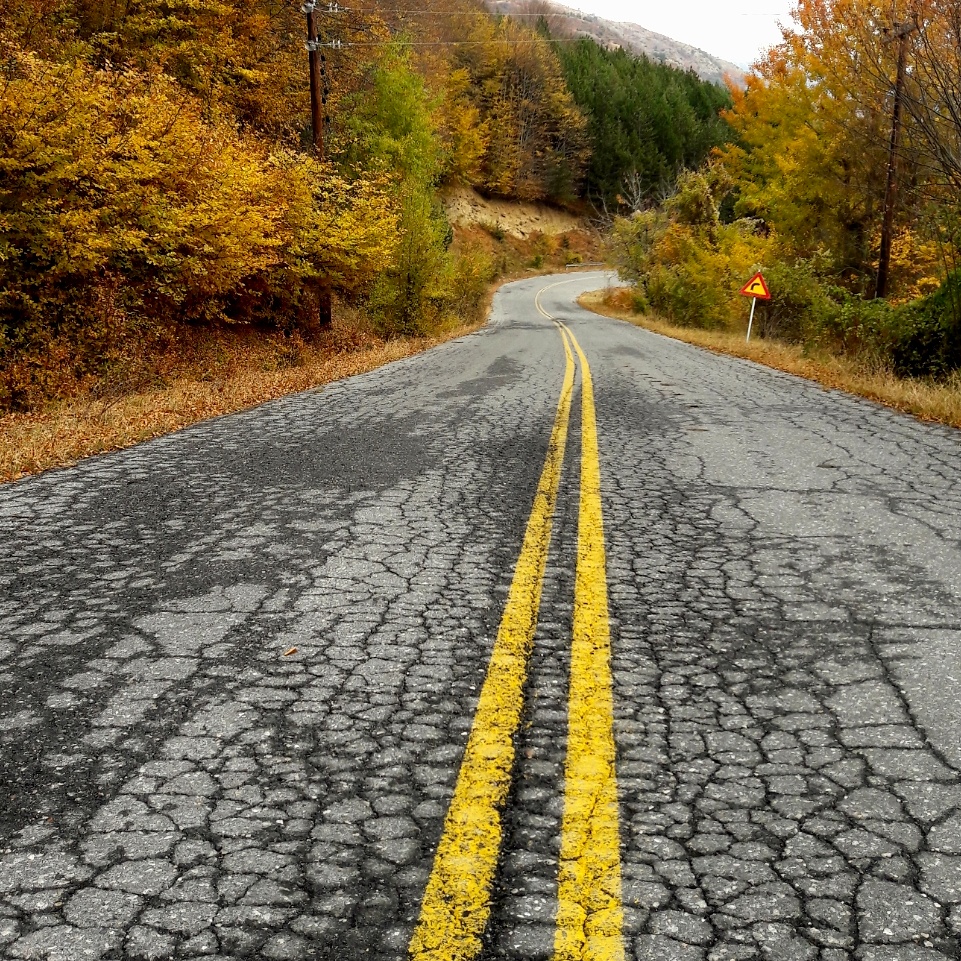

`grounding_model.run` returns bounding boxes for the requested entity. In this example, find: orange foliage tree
[0,38,396,407]
[716,0,951,296]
